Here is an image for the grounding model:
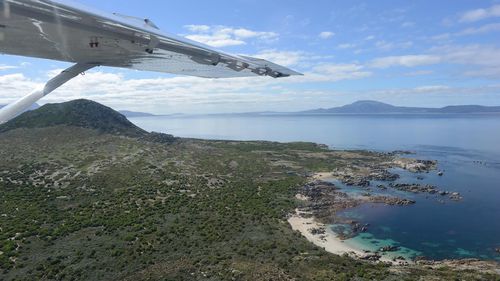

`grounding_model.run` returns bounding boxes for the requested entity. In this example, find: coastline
[288,209,405,265]
[289,168,500,272]
[286,160,436,265]
[287,153,469,265]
